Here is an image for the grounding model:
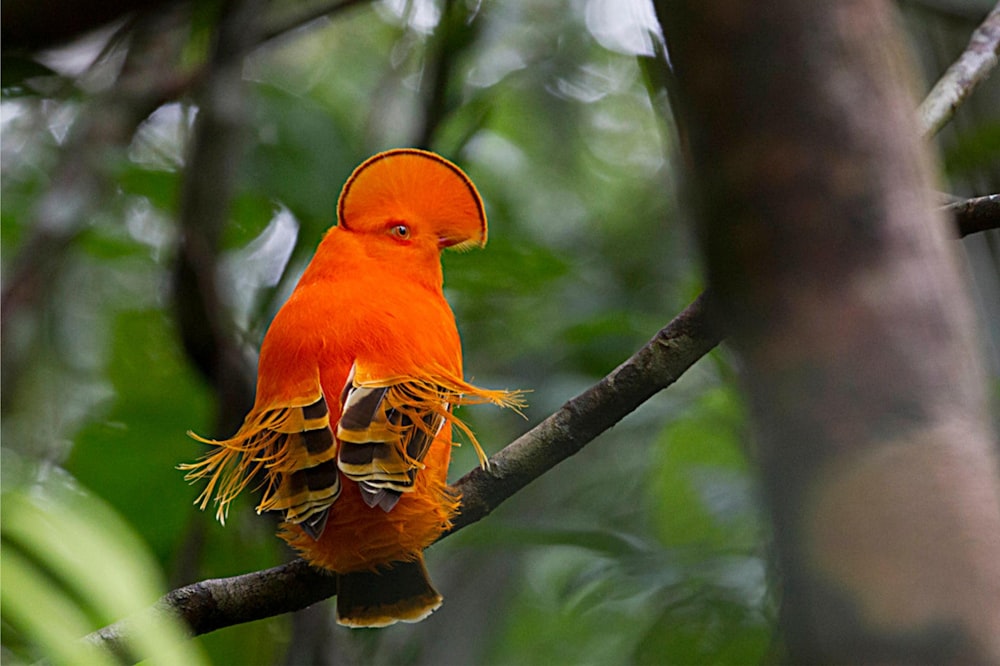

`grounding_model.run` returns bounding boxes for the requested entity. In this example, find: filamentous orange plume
[182,149,523,627]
